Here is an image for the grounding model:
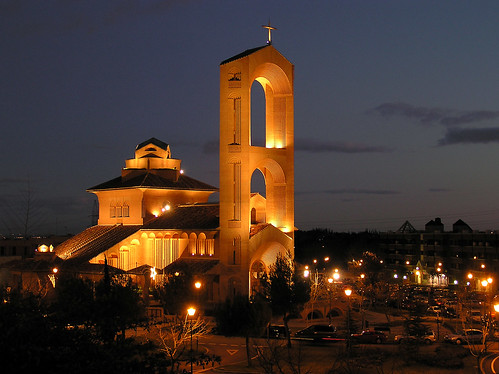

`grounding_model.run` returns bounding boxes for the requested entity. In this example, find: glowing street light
[194,281,202,289]
[187,307,197,374]
[482,280,489,288]
[468,273,473,280]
